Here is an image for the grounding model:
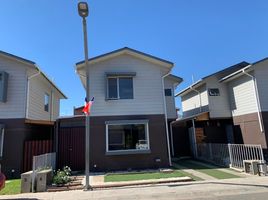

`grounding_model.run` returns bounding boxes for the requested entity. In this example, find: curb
[91,177,193,189]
